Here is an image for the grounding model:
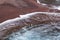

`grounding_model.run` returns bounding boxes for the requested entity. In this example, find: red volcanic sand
[0,4,49,23]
